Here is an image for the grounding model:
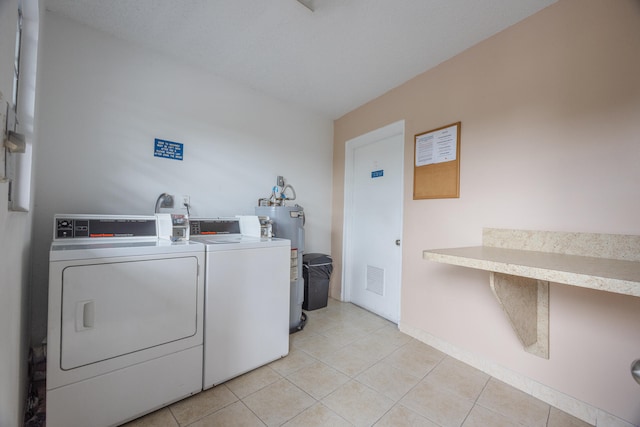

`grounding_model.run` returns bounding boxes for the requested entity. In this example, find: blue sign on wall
[371,169,384,178]
[154,138,183,161]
